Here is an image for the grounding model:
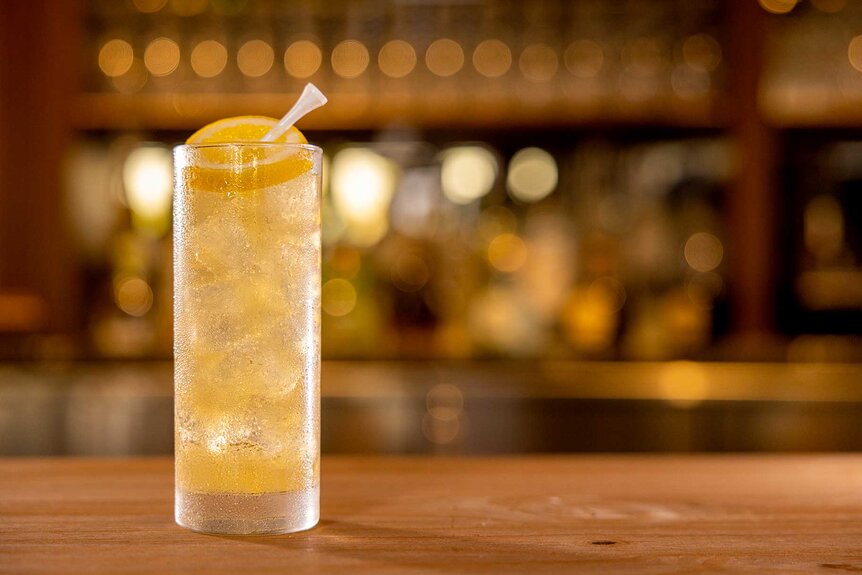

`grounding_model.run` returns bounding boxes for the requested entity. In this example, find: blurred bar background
[1,0,861,455]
